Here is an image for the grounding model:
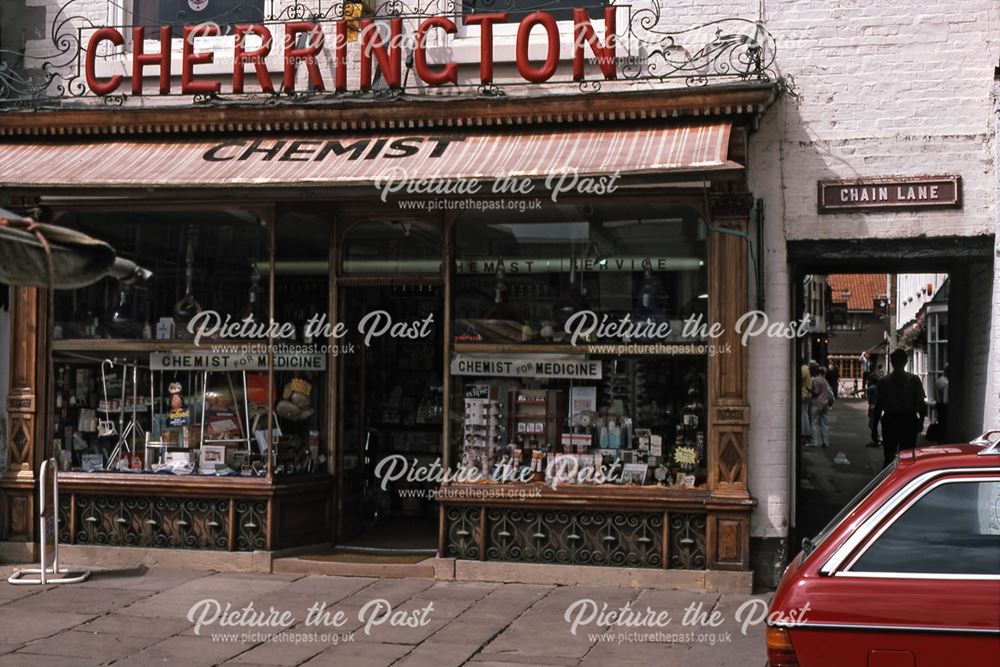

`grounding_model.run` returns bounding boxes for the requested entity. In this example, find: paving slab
[16,629,152,662]
[108,634,249,667]
[0,654,99,667]
[76,612,192,639]
[6,585,152,615]
[0,607,96,644]
[298,640,412,666]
